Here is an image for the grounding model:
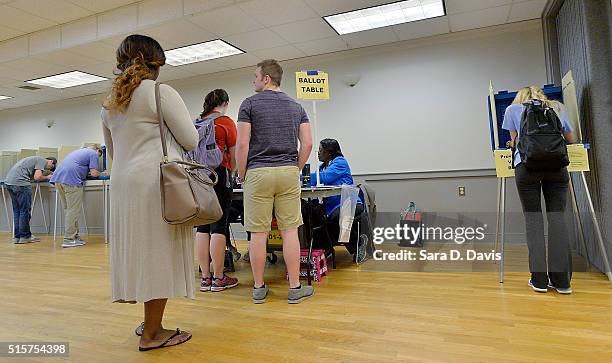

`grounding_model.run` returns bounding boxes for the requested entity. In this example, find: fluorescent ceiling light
[165,40,244,66]
[26,71,108,89]
[0,95,12,101]
[324,0,446,35]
